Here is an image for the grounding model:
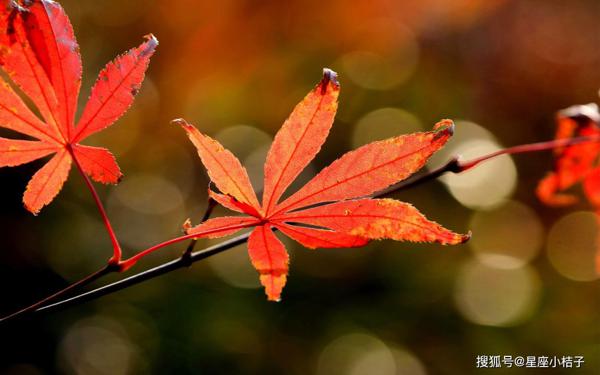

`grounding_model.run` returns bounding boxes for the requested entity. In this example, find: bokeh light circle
[352,108,423,148]
[317,333,427,375]
[341,50,418,90]
[58,316,138,375]
[112,174,184,215]
[214,125,272,160]
[208,244,261,289]
[547,211,600,282]
[243,145,270,194]
[390,348,427,375]
[468,200,544,268]
[107,174,187,249]
[340,22,419,90]
[215,125,272,192]
[454,259,541,327]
